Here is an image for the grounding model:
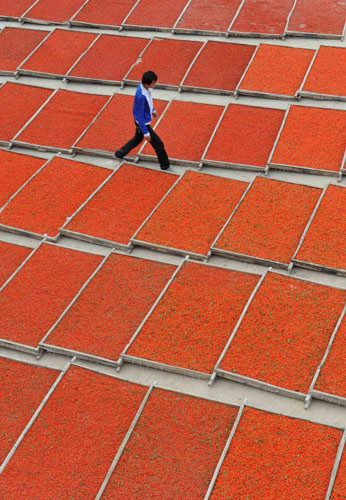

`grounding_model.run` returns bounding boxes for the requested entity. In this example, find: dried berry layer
[142,100,224,162]
[21,29,97,76]
[127,38,203,86]
[125,0,188,28]
[214,176,321,264]
[65,163,175,245]
[239,44,314,97]
[271,105,346,172]
[69,34,147,82]
[16,89,108,150]
[220,272,346,394]
[183,41,255,92]
[0,241,31,287]
[205,104,284,167]
[303,47,346,98]
[210,407,341,500]
[0,365,147,499]
[0,357,59,464]
[0,27,49,73]
[176,0,242,32]
[0,82,53,143]
[73,0,137,26]
[288,0,346,35]
[44,254,176,362]
[315,314,346,400]
[296,185,346,271]
[230,0,295,35]
[0,149,46,207]
[331,450,346,499]
[0,157,110,238]
[128,261,259,373]
[0,0,37,18]
[24,0,86,23]
[0,244,102,348]
[135,170,248,257]
[101,388,239,500]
